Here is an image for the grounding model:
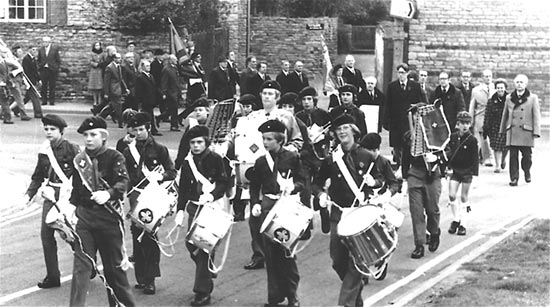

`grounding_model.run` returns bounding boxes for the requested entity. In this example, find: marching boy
[445,111,479,236]
[249,119,305,307]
